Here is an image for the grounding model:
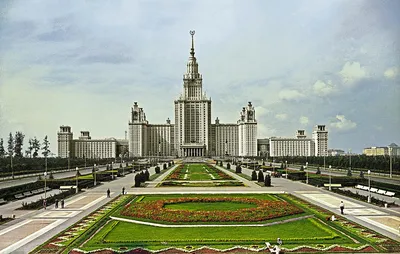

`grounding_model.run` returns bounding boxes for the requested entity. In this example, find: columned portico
[182,147,205,157]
